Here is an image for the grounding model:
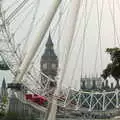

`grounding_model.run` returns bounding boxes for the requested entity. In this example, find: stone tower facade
[40,33,58,87]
